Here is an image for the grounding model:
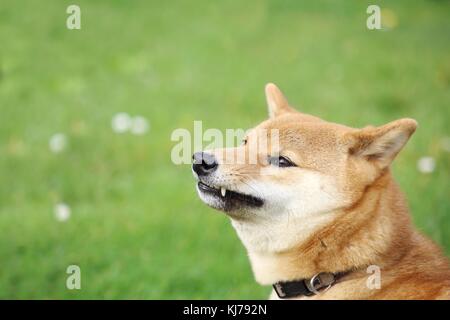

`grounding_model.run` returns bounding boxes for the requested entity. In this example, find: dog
[192,83,450,299]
